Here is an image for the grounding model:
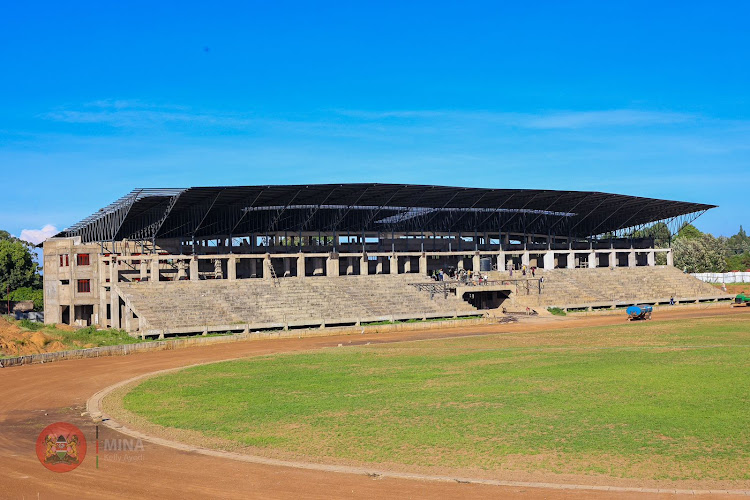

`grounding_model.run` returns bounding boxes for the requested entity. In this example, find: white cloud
[337,108,696,129]
[20,224,58,245]
[522,110,694,129]
[42,100,254,129]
